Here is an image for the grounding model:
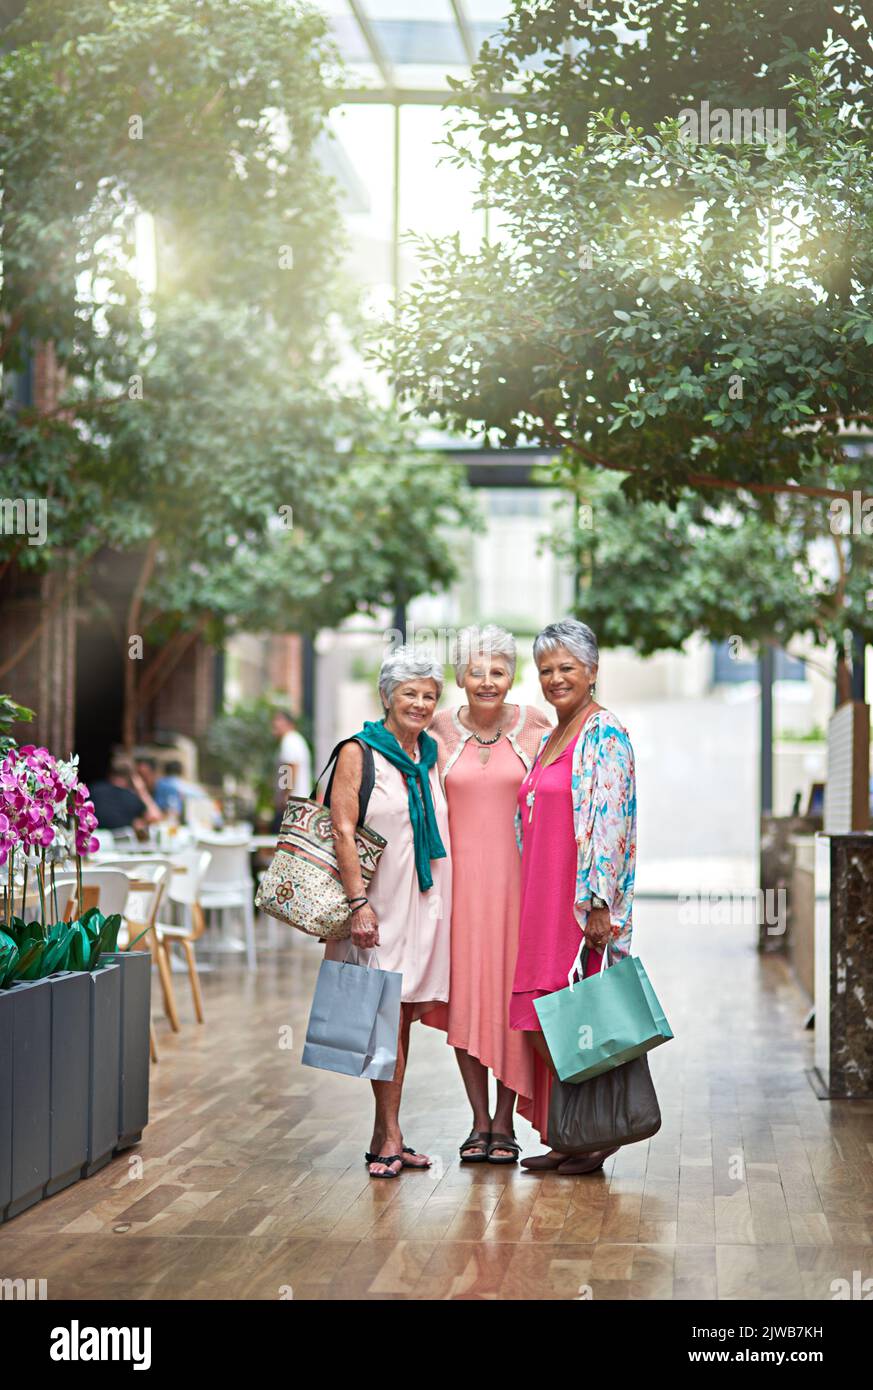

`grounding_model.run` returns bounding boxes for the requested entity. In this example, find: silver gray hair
[533,618,599,672]
[378,645,444,709]
[451,624,517,687]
